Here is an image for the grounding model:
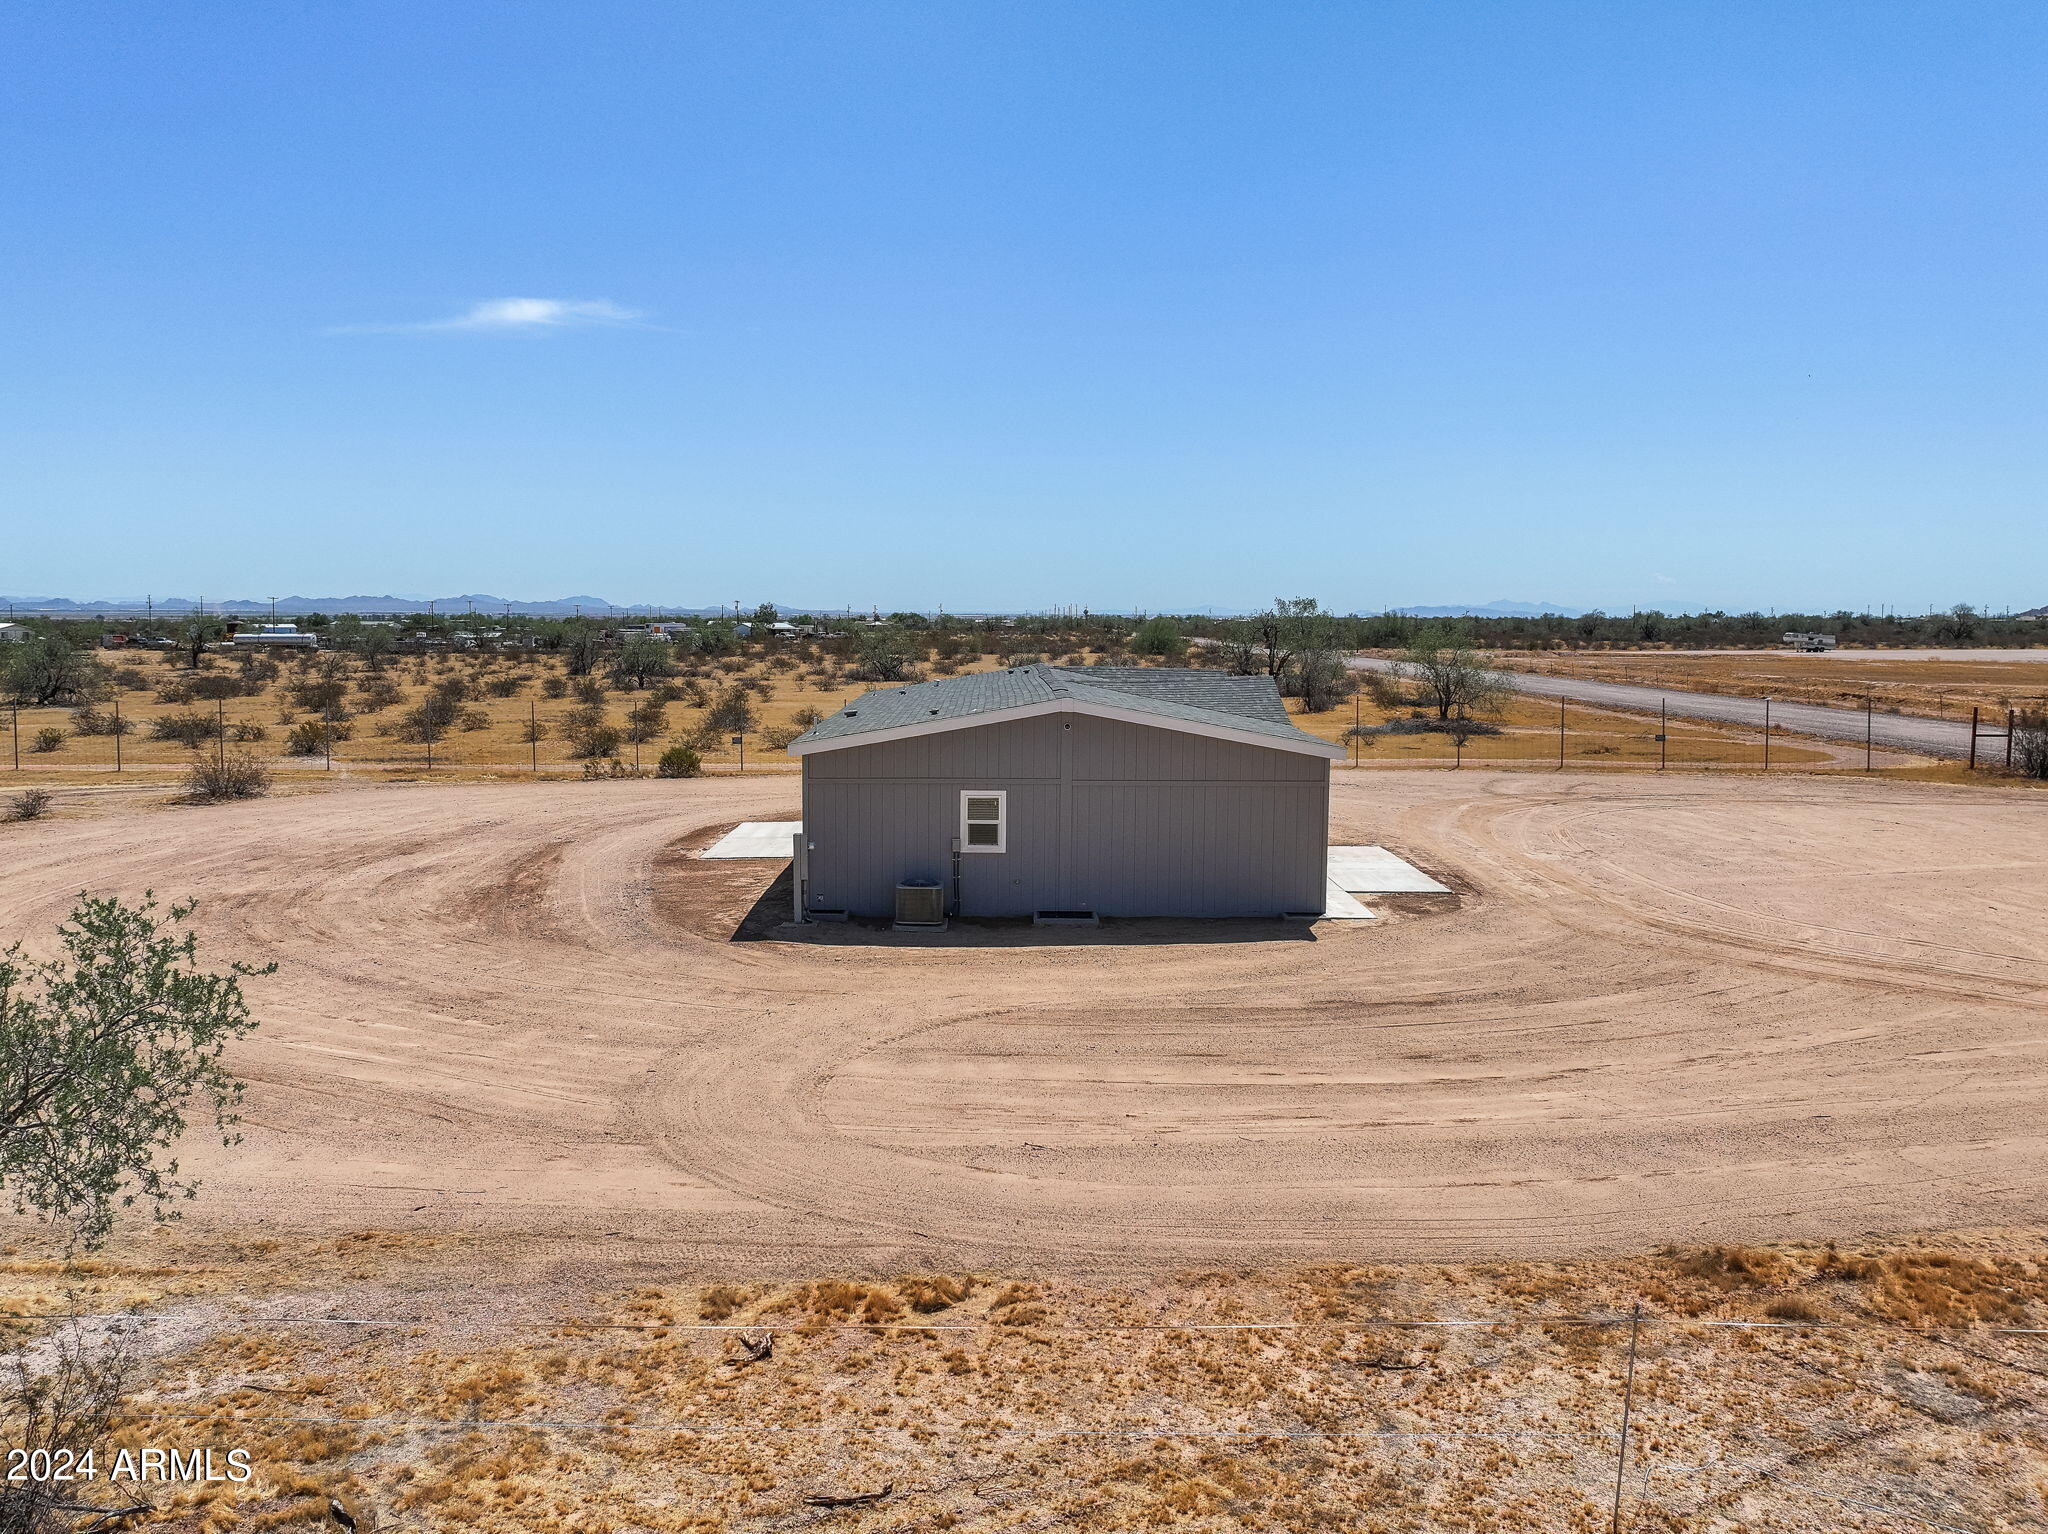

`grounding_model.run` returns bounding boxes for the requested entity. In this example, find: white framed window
[959,790,1006,853]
